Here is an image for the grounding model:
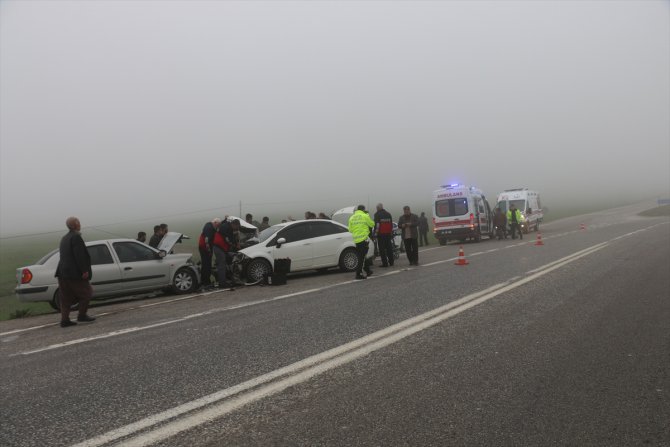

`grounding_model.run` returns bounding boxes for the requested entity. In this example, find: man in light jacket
[398,206,420,266]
